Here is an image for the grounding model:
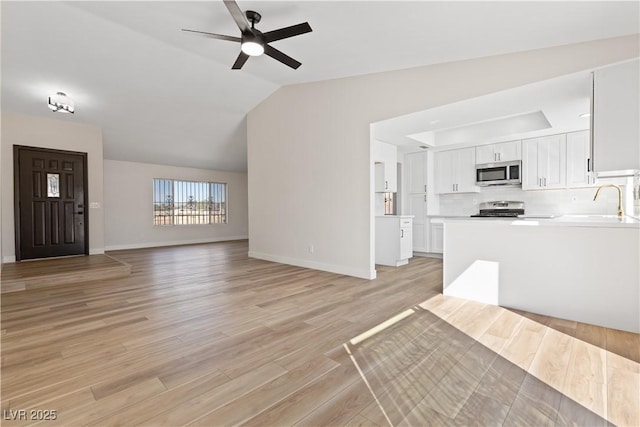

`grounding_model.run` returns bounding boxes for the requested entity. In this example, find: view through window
[153,179,227,225]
